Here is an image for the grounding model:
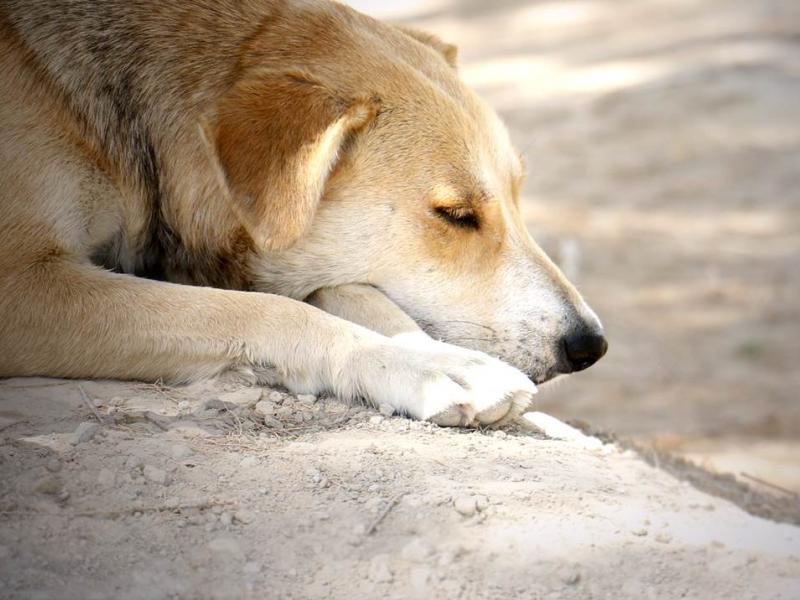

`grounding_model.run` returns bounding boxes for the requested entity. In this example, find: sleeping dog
[0,0,606,426]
